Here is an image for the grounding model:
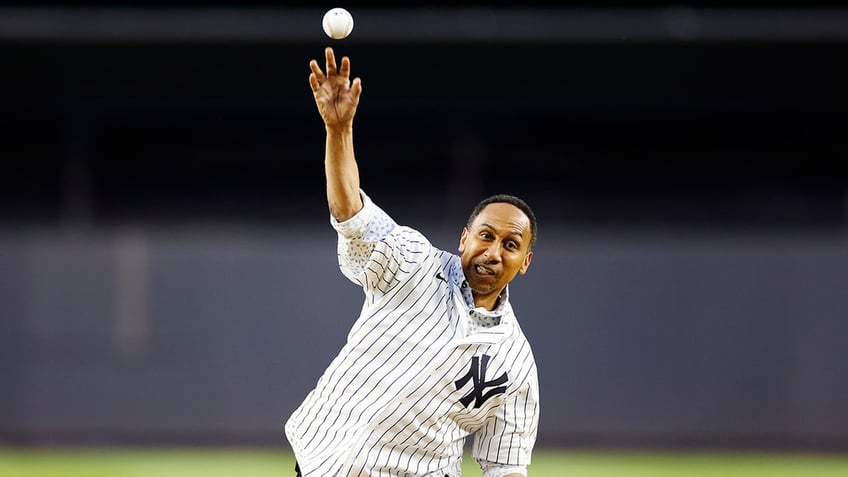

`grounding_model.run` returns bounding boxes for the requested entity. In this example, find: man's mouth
[475,264,495,276]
